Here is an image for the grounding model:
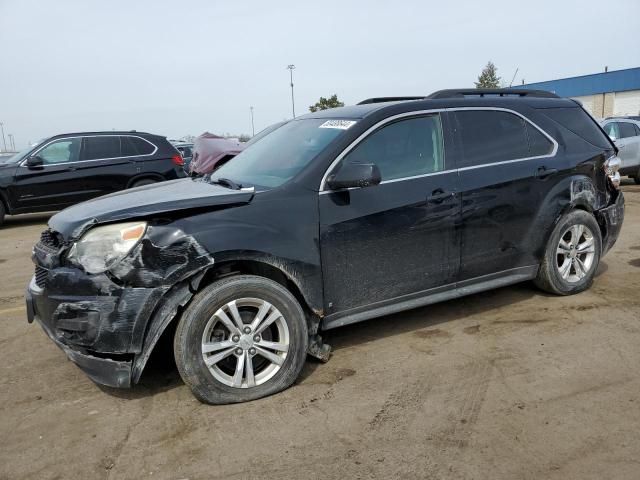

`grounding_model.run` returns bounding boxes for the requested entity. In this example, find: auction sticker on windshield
[319,120,357,130]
